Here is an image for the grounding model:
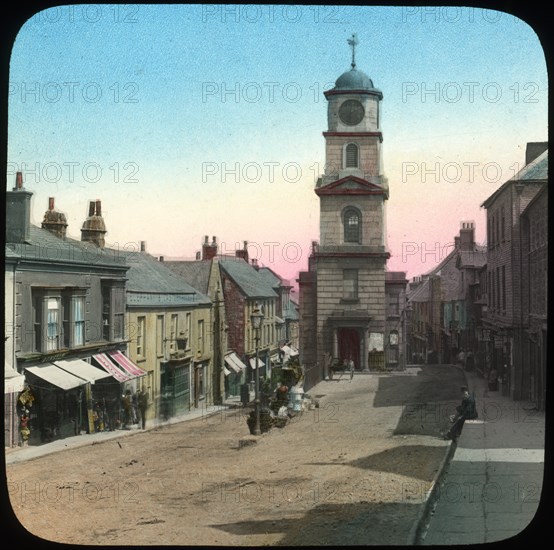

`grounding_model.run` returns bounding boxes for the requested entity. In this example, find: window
[343,269,358,300]
[185,312,192,348]
[46,297,60,351]
[101,282,125,341]
[495,267,500,310]
[387,294,400,316]
[198,320,204,354]
[343,207,361,243]
[169,314,178,352]
[73,296,85,346]
[137,316,146,357]
[389,330,399,346]
[156,315,165,356]
[345,143,359,168]
[113,286,125,340]
[501,265,506,311]
[62,294,85,348]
